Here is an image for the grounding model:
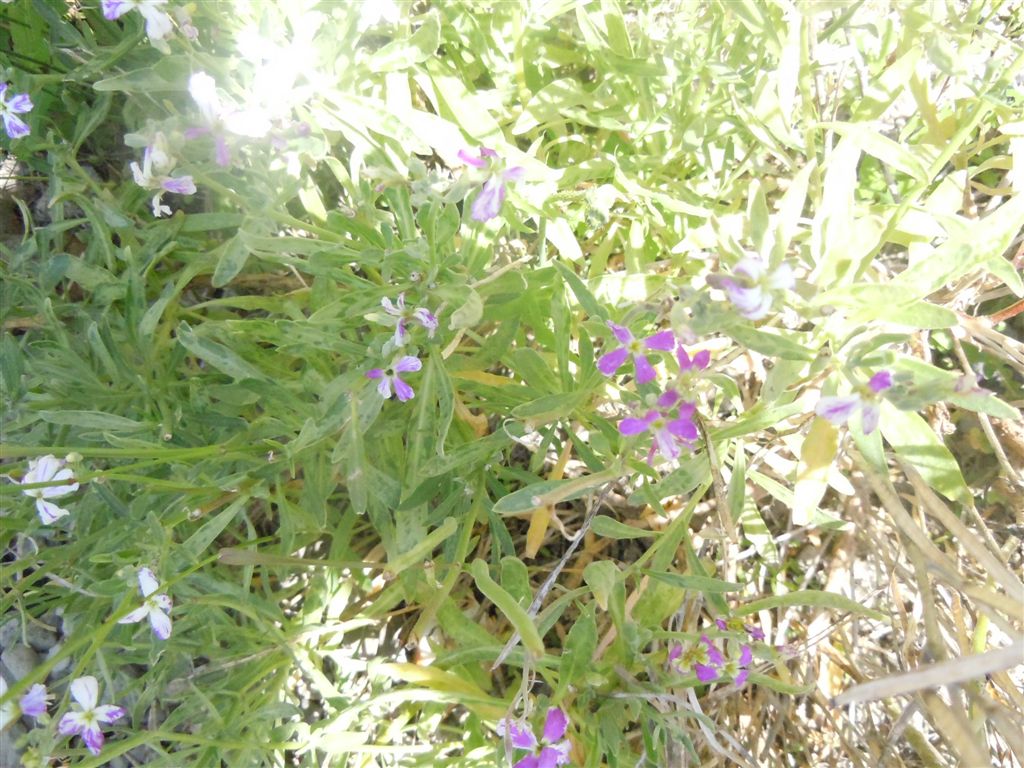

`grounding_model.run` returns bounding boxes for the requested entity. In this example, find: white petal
[149,609,172,640]
[137,567,160,597]
[189,72,222,124]
[118,606,150,625]
[36,499,70,525]
[70,676,99,710]
[152,594,172,612]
